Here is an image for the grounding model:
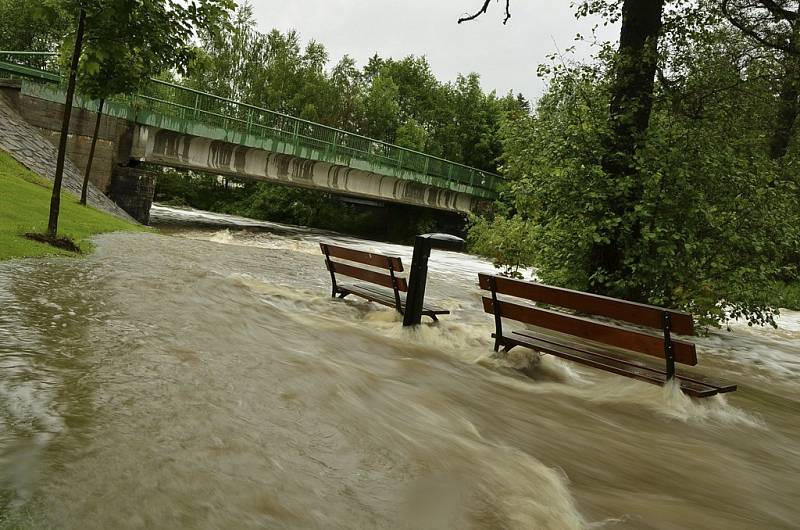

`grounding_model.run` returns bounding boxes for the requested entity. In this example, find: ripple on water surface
[0,208,798,529]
